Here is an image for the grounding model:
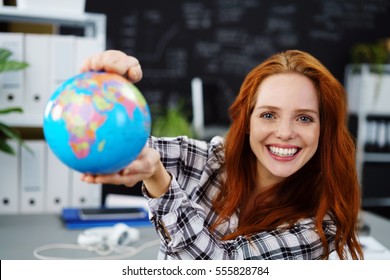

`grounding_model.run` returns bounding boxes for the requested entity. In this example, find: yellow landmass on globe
[98,140,106,152]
